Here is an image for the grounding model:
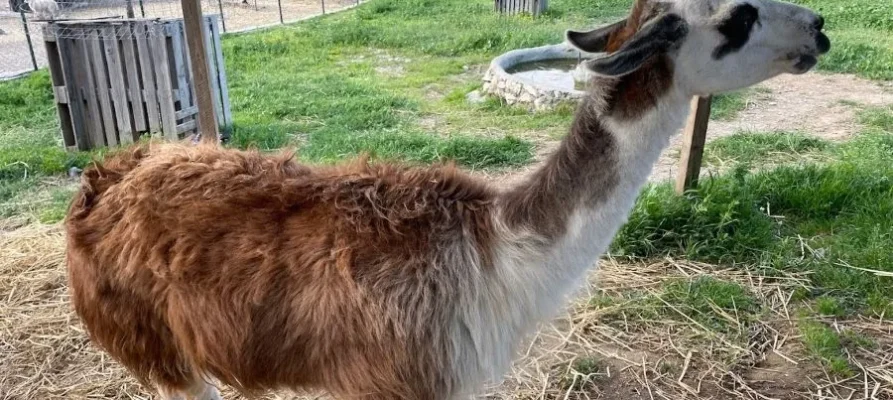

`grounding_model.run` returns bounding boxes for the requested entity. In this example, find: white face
[669,0,831,95]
